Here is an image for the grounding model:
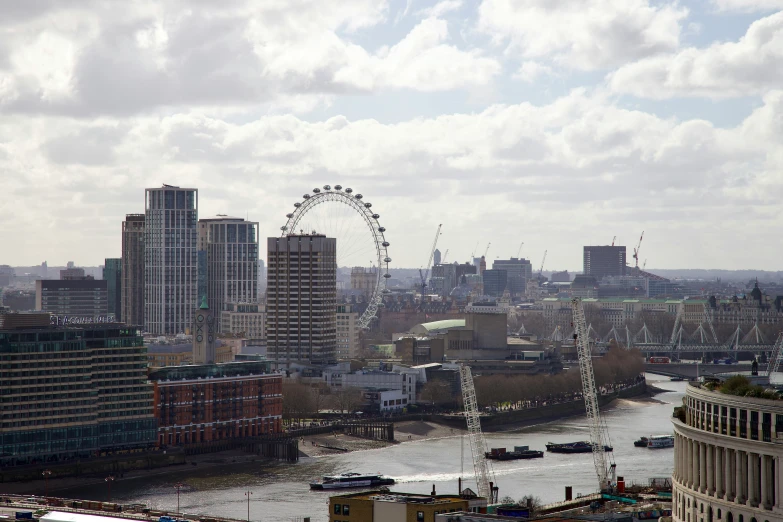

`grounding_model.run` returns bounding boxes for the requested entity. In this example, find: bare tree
[420,380,452,407]
[327,386,364,416]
